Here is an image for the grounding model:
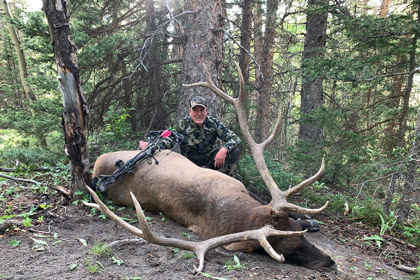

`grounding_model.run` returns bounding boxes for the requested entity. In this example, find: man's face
[189,106,208,127]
